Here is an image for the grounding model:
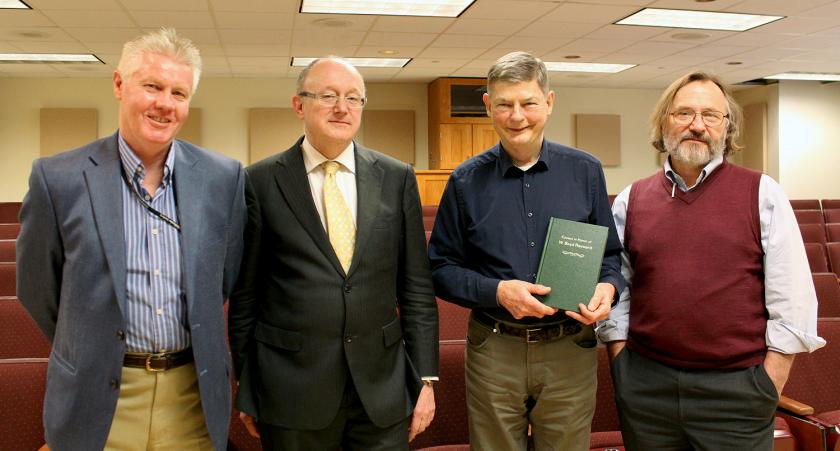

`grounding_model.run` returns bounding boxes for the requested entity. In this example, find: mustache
[679,131,713,147]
